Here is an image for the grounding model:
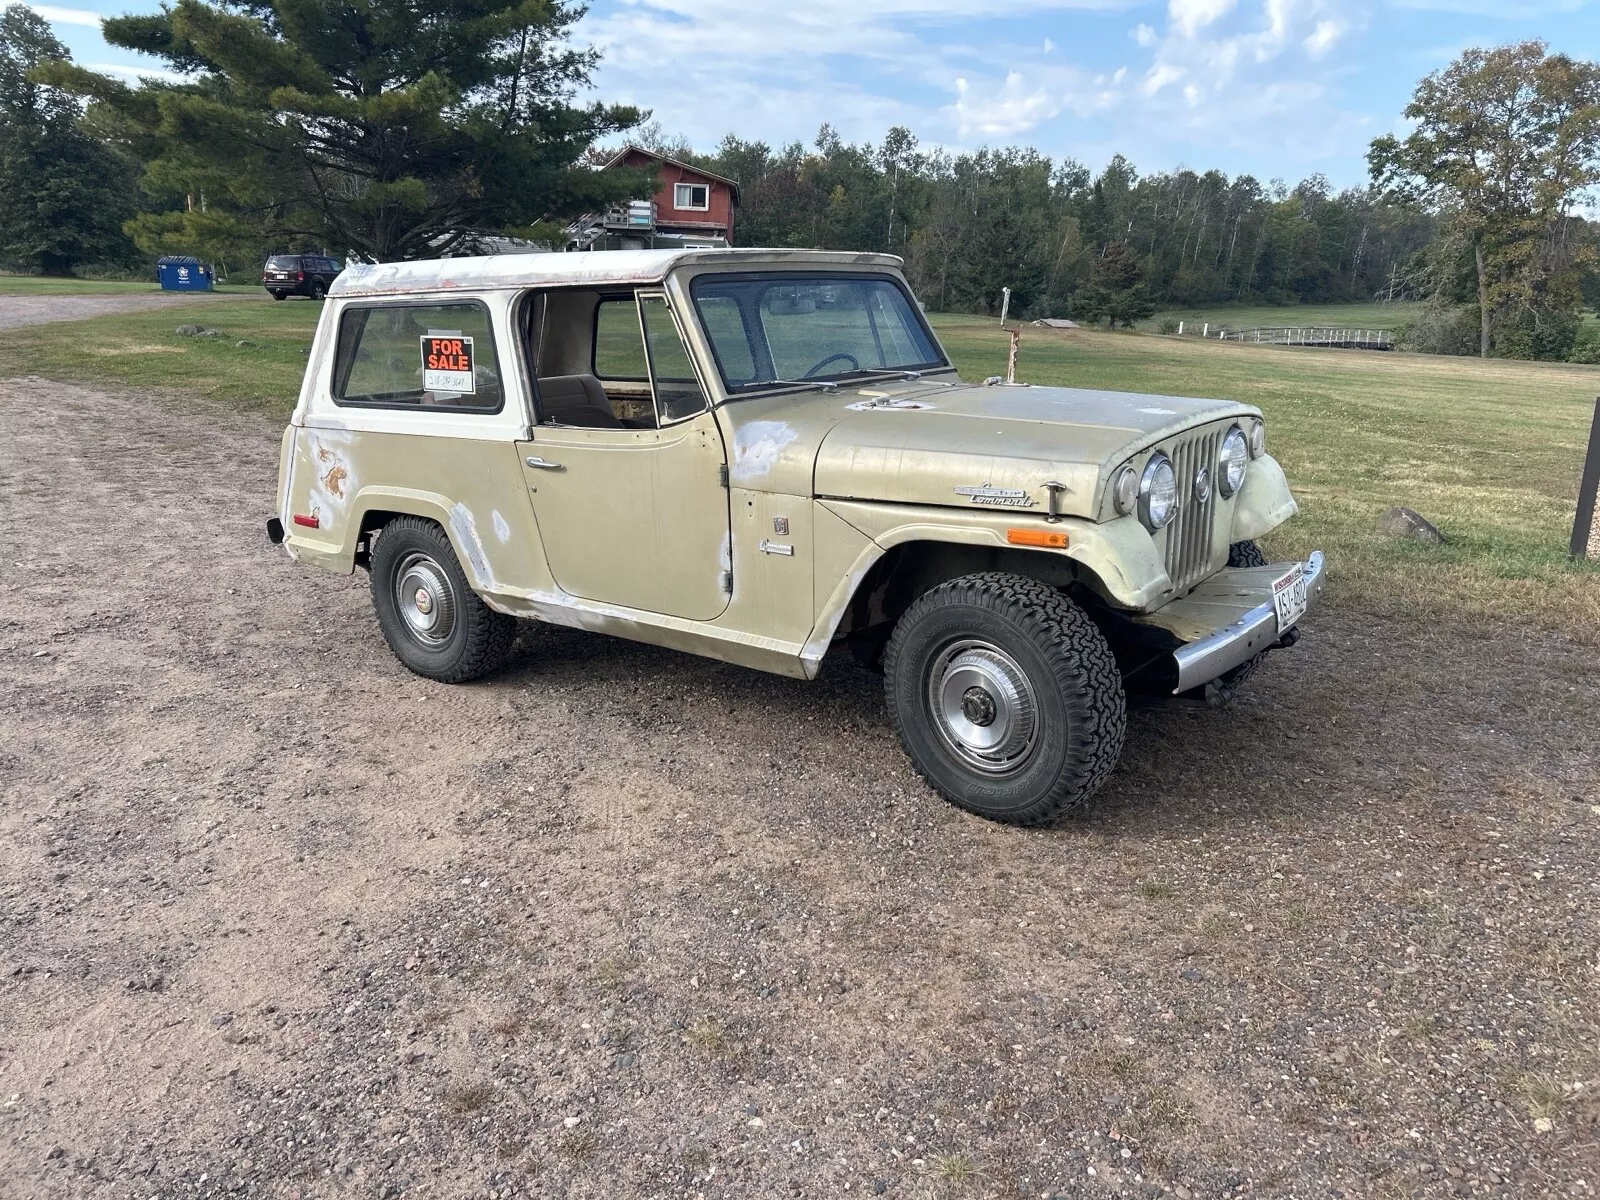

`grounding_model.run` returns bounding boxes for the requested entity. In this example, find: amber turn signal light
[1006,527,1068,549]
